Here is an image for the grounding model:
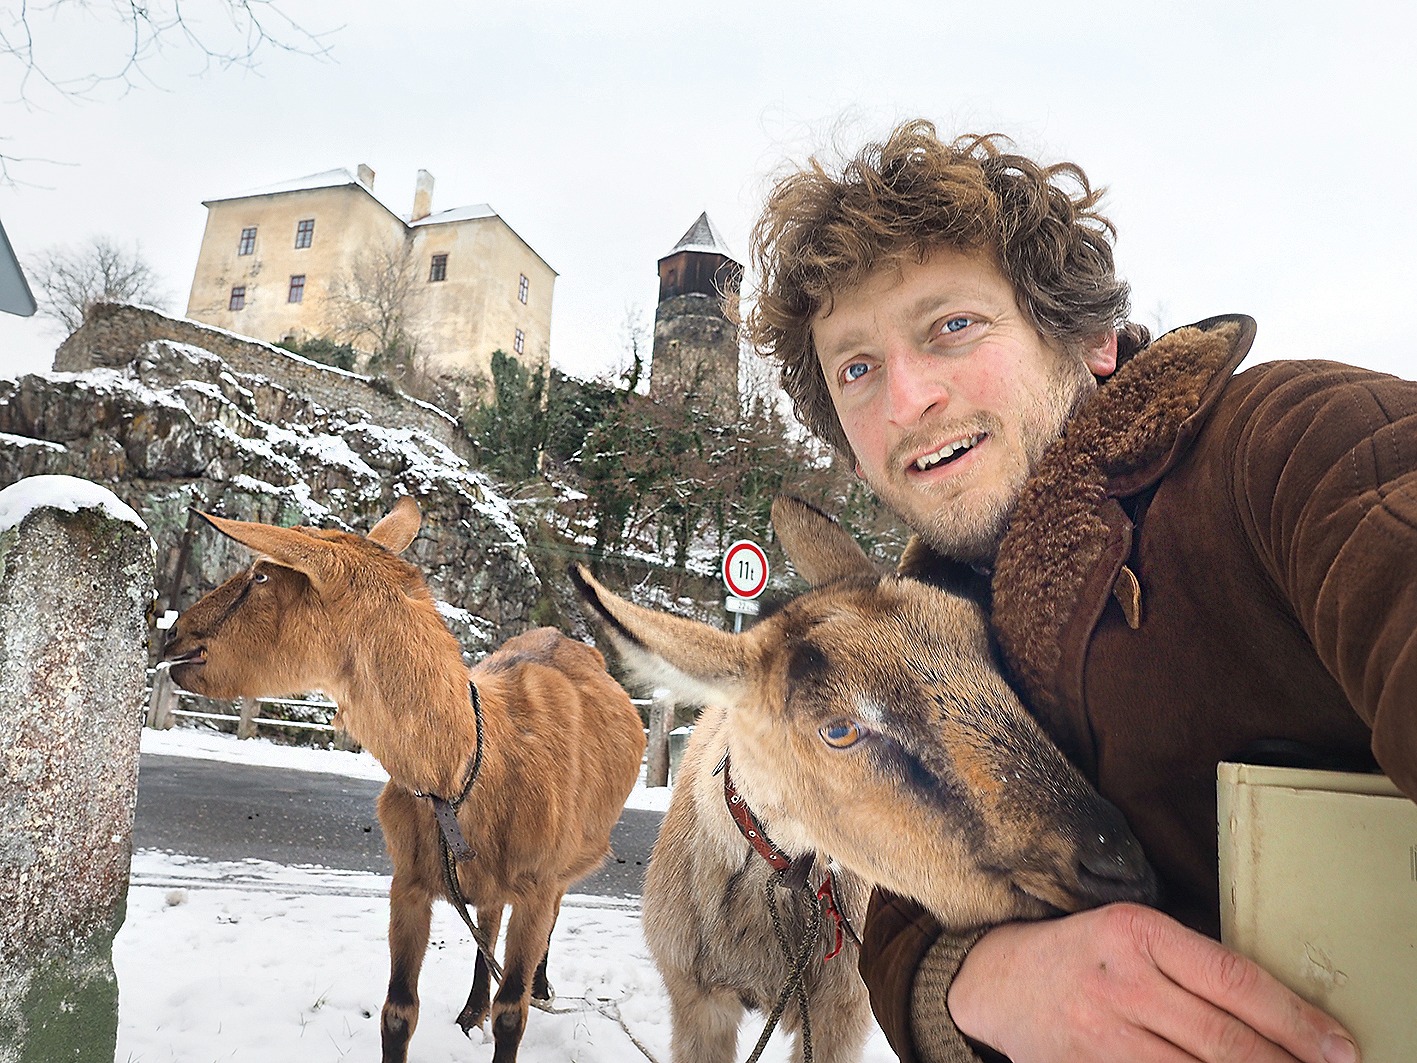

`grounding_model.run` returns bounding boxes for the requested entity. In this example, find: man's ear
[1081,329,1118,378]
